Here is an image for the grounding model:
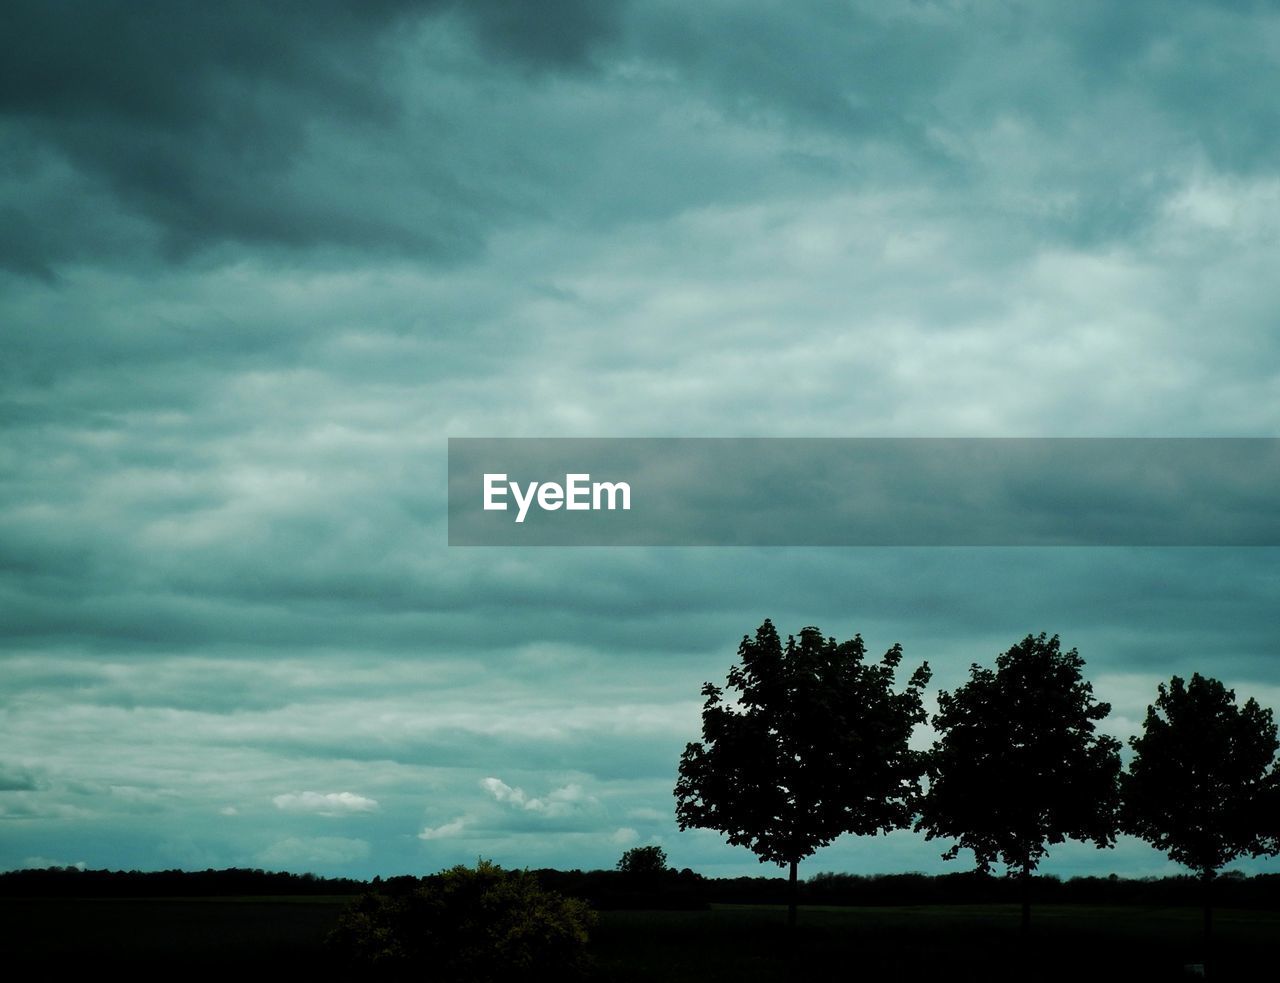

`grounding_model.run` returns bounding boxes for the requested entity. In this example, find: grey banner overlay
[448,438,1280,546]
